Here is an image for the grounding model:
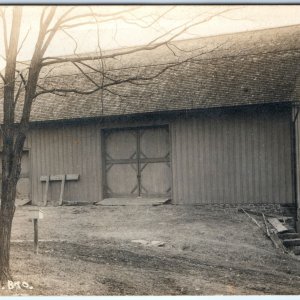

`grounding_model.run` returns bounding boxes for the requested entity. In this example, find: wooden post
[33,219,38,254]
[59,174,66,206]
[28,208,43,254]
[43,176,49,206]
[40,174,79,206]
